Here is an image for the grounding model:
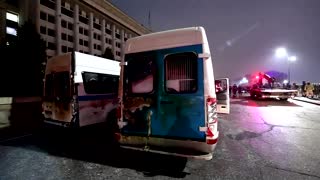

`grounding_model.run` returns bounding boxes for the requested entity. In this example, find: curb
[293,98,320,106]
